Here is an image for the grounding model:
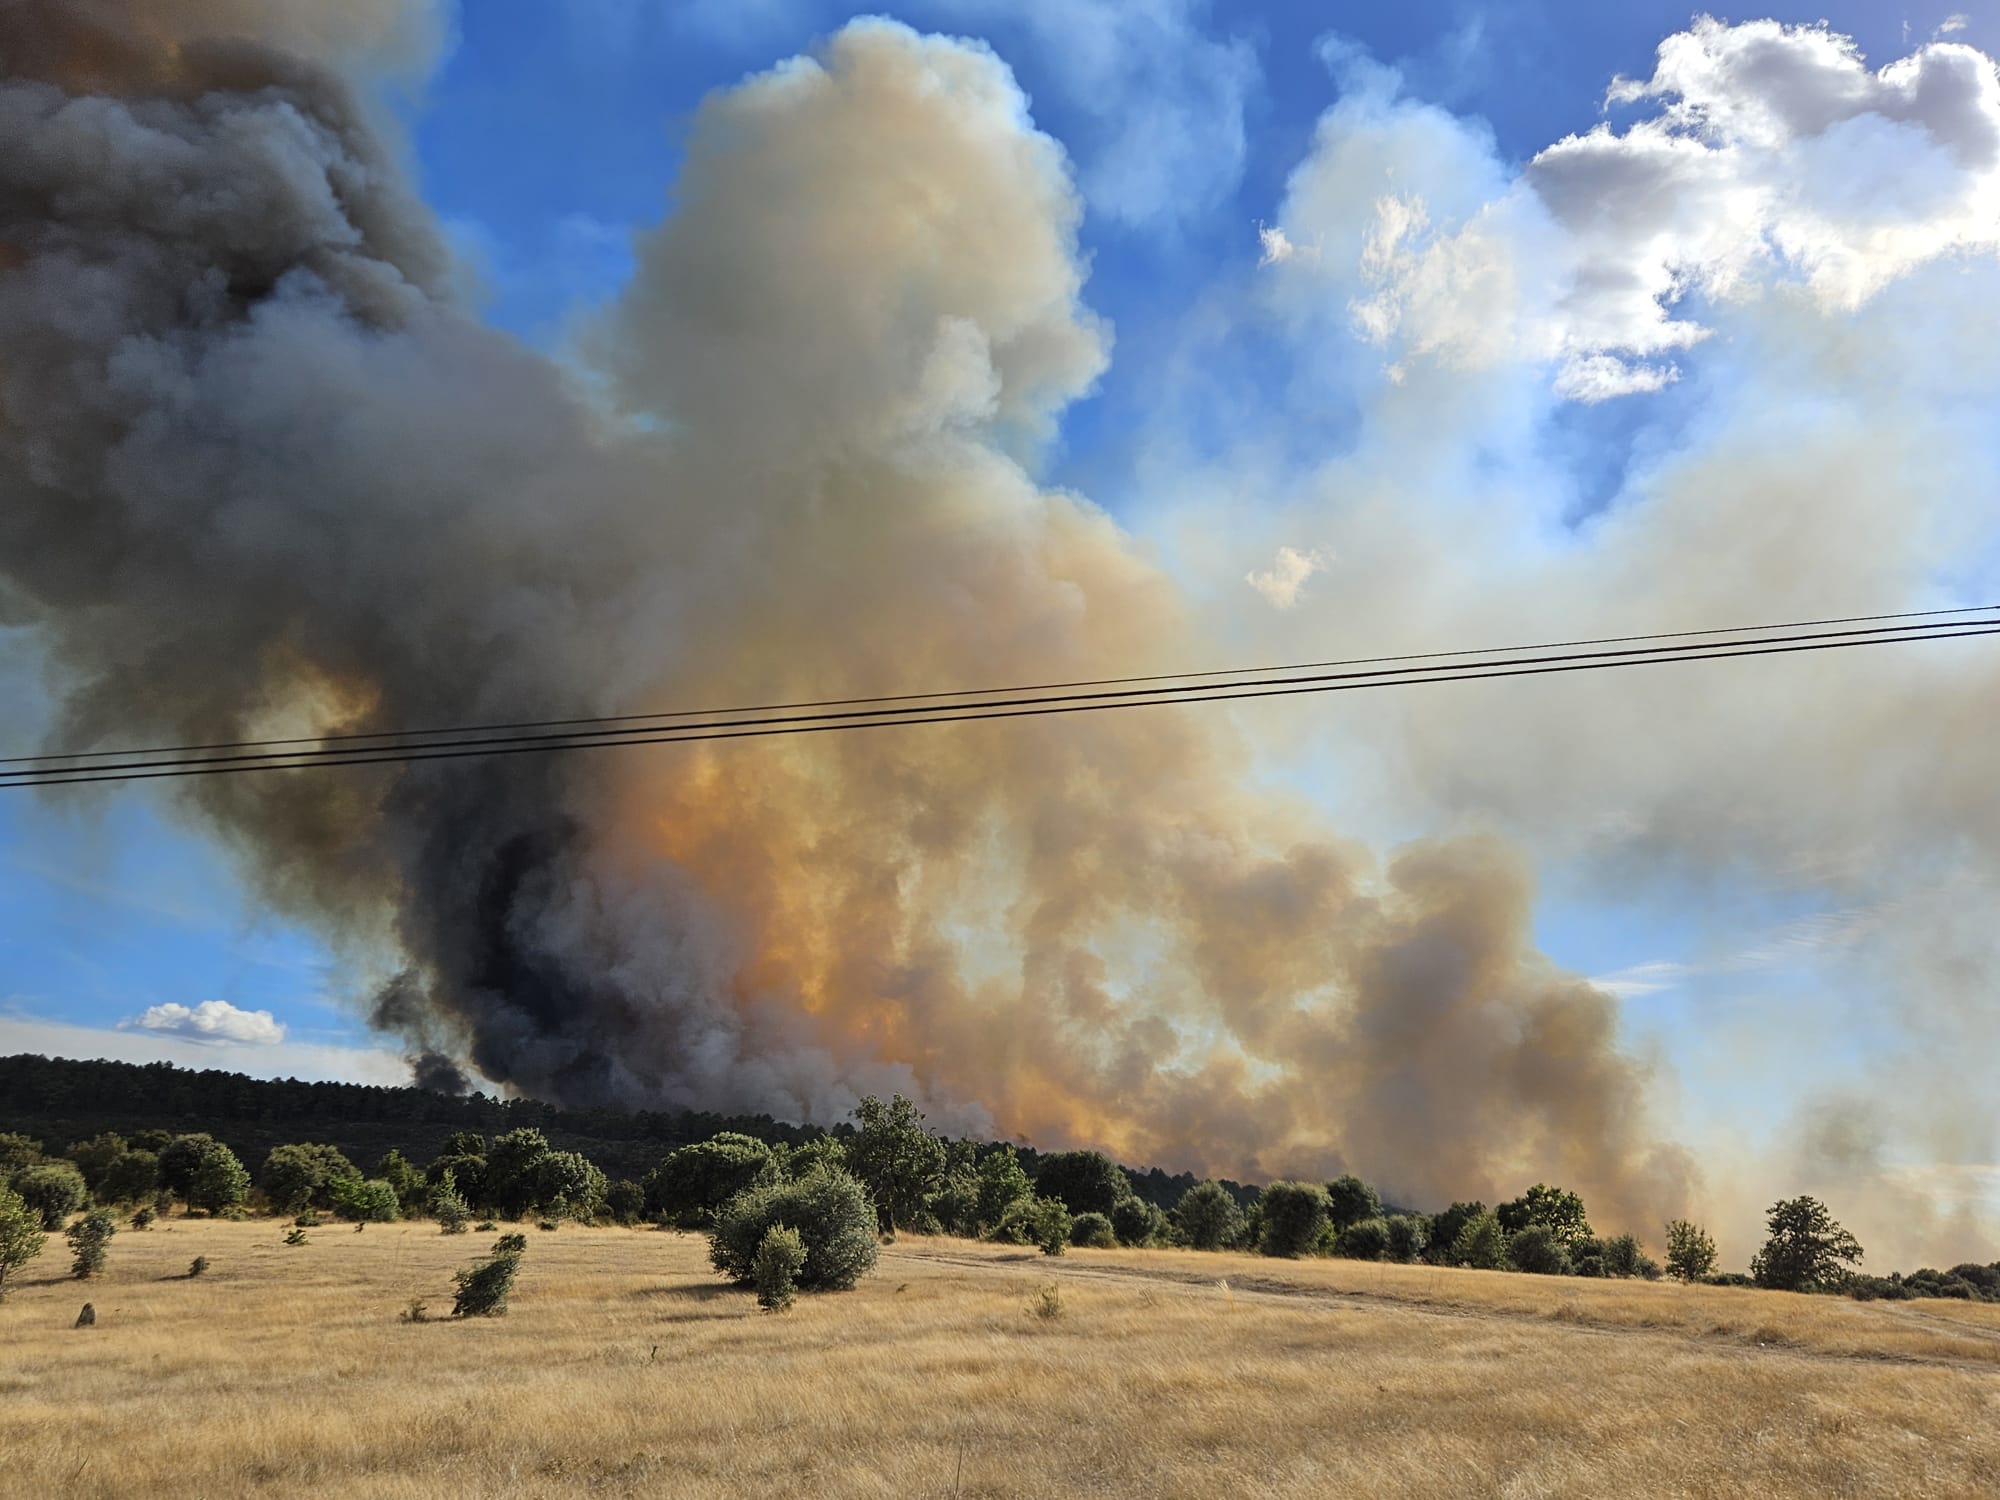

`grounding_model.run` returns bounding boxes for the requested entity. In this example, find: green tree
[374,1149,427,1214]
[1334,1217,1393,1261]
[1384,1214,1429,1263]
[452,1242,522,1317]
[531,1150,607,1221]
[1426,1201,1486,1264]
[1451,1209,1509,1270]
[1506,1224,1572,1276]
[13,1161,88,1229]
[1109,1196,1165,1247]
[330,1176,400,1224]
[1497,1184,1593,1249]
[0,1134,43,1174]
[974,1146,1032,1230]
[1033,1150,1129,1218]
[1174,1181,1244,1252]
[603,1178,646,1225]
[1325,1174,1382,1233]
[66,1132,128,1194]
[0,1182,48,1299]
[846,1095,946,1233]
[159,1134,249,1213]
[430,1170,471,1234]
[1664,1219,1718,1282]
[1258,1182,1330,1259]
[259,1143,361,1215]
[483,1129,554,1219]
[708,1169,878,1292]
[1752,1197,1863,1292]
[425,1149,488,1211]
[779,1137,848,1180]
[1070,1211,1116,1248]
[66,1208,116,1279]
[99,1150,160,1205]
[645,1134,777,1228]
